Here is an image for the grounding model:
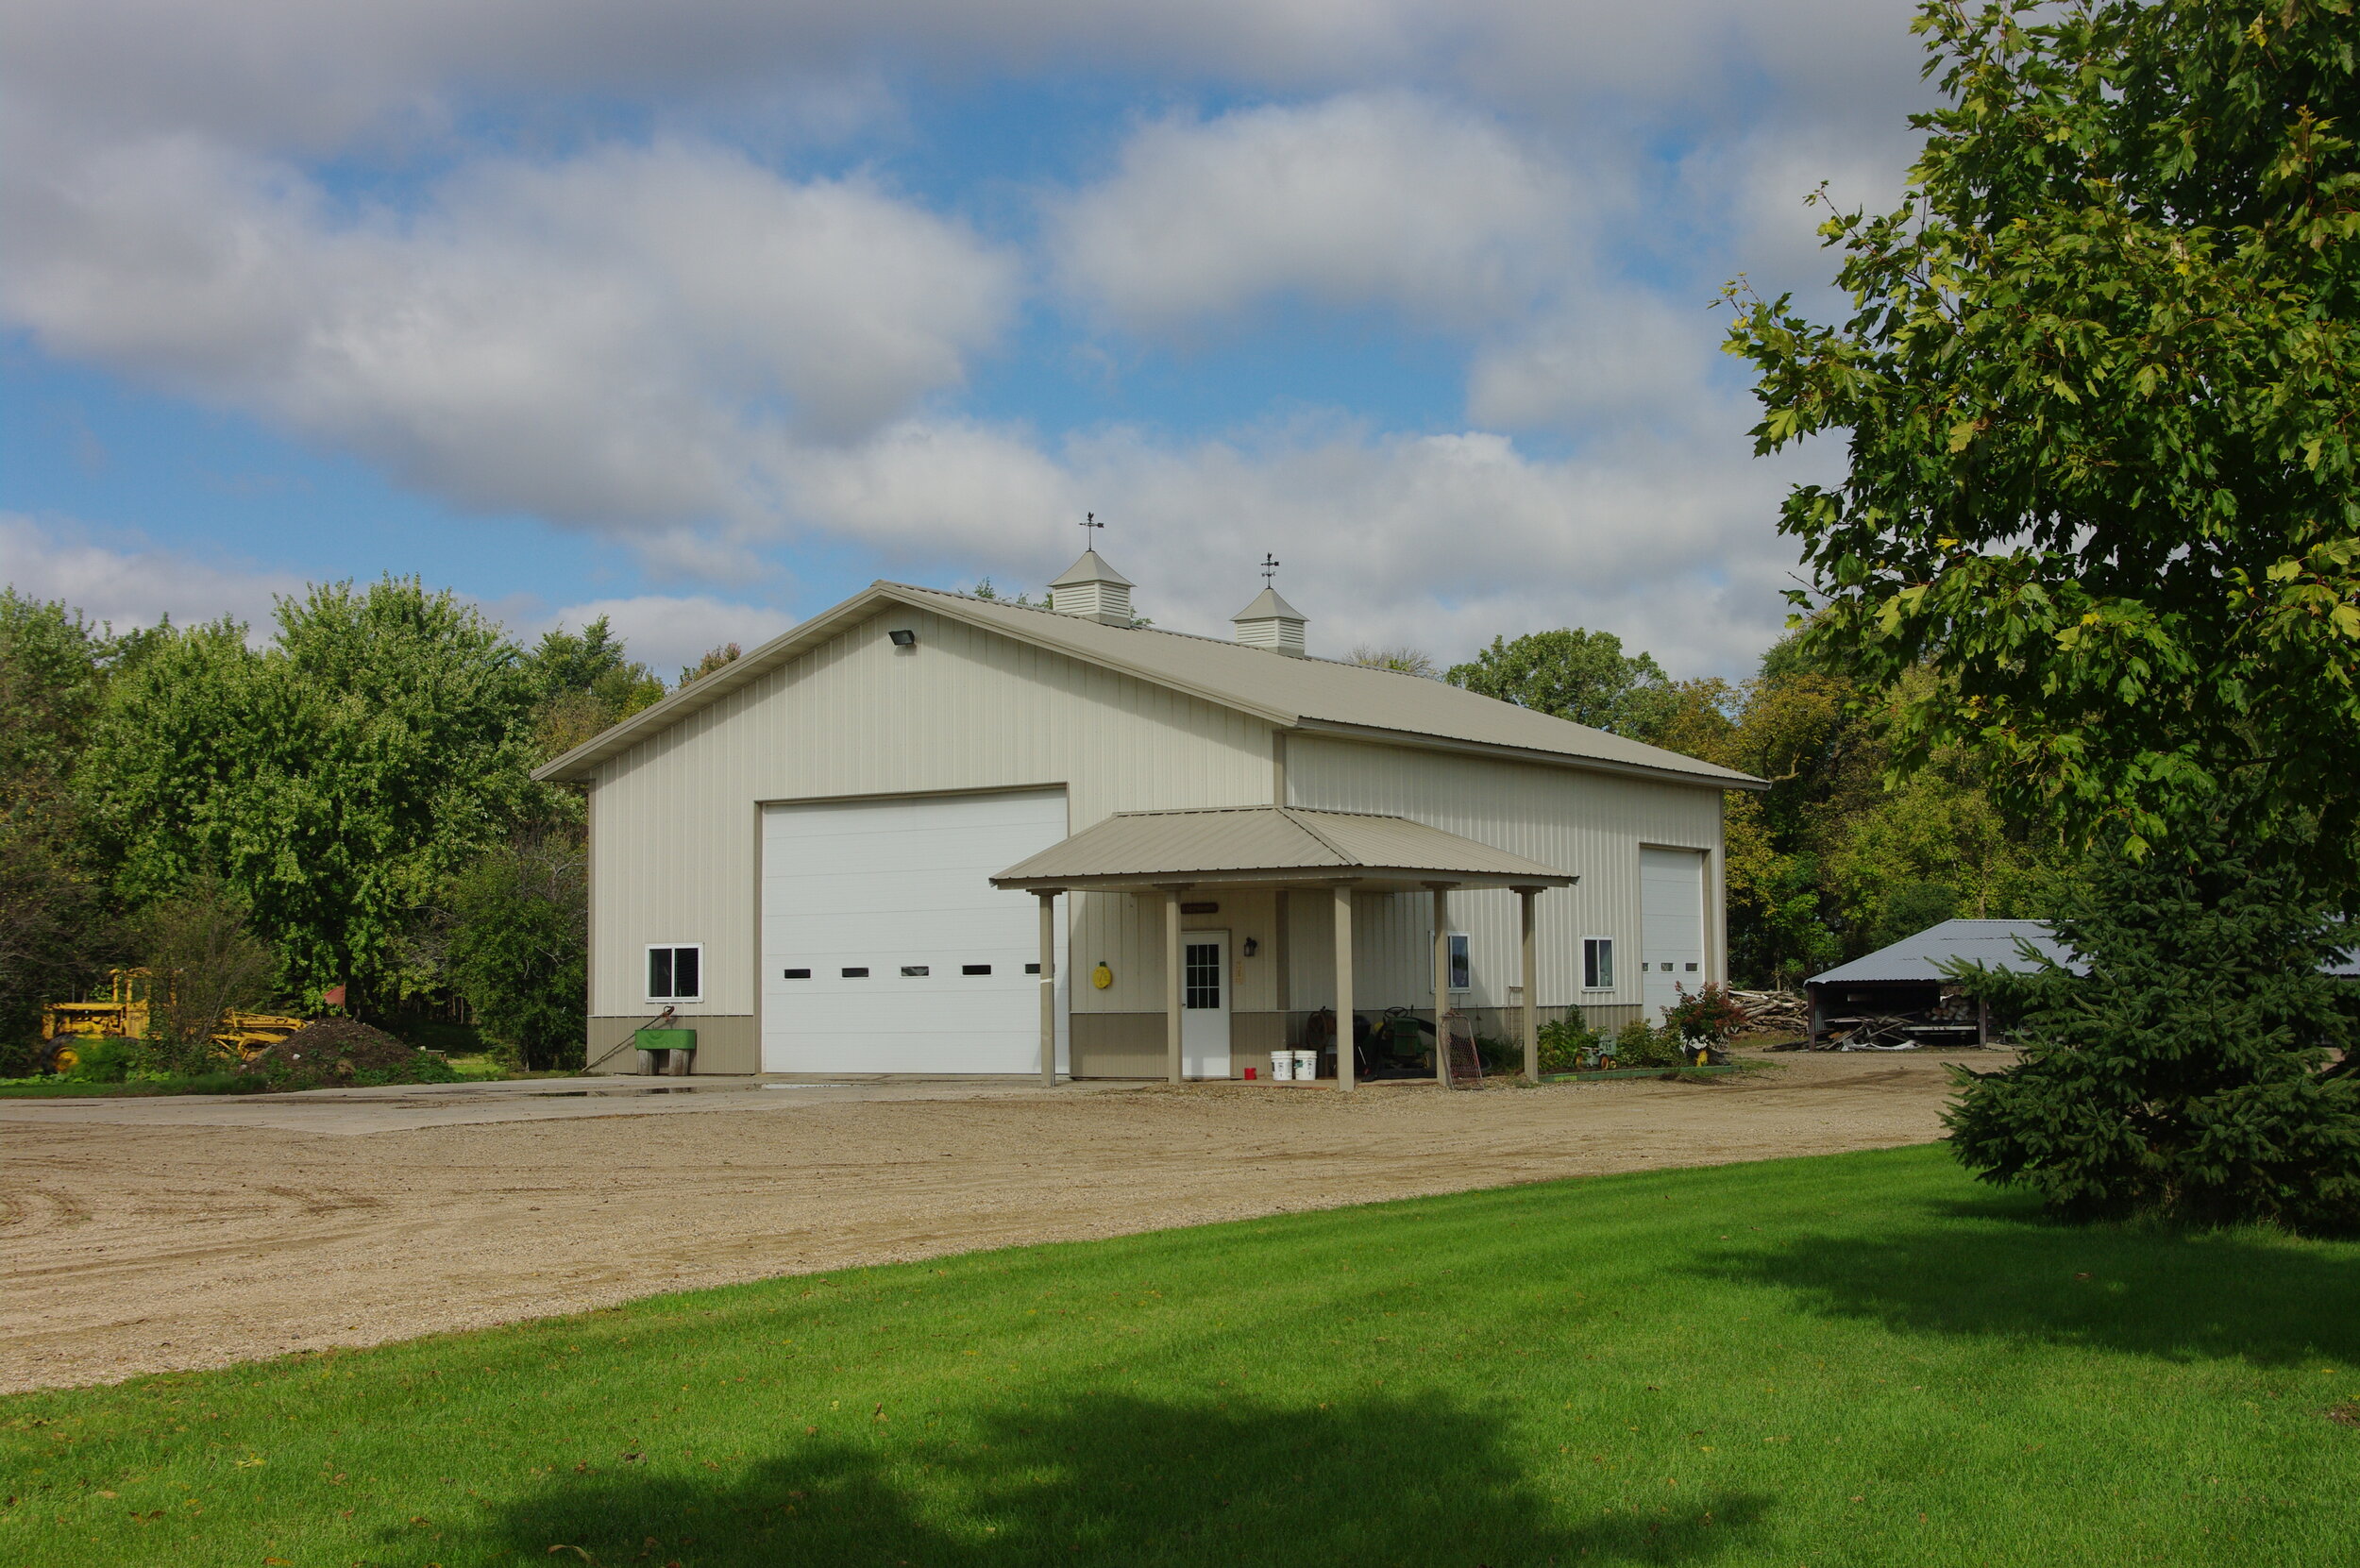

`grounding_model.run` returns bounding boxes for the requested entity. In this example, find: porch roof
[990,805,1576,893]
